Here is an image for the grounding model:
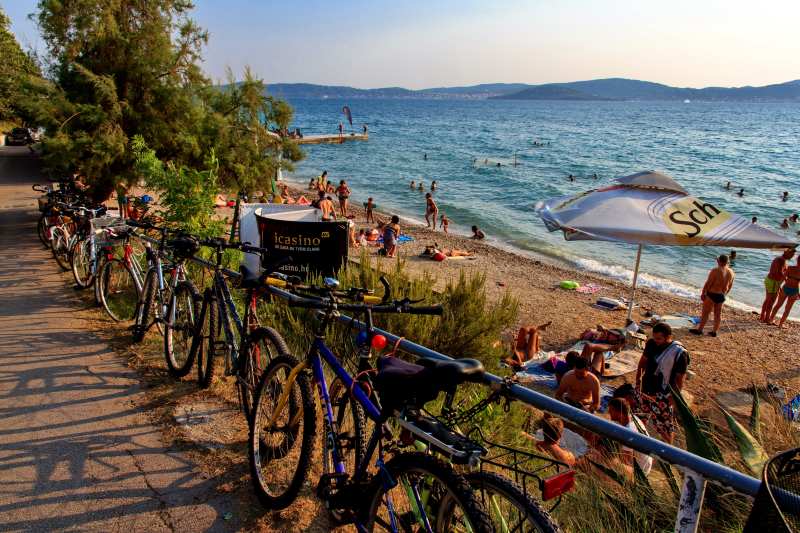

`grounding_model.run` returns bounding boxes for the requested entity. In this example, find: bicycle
[186,238,292,419]
[248,277,494,532]
[51,204,106,271]
[96,225,146,322]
